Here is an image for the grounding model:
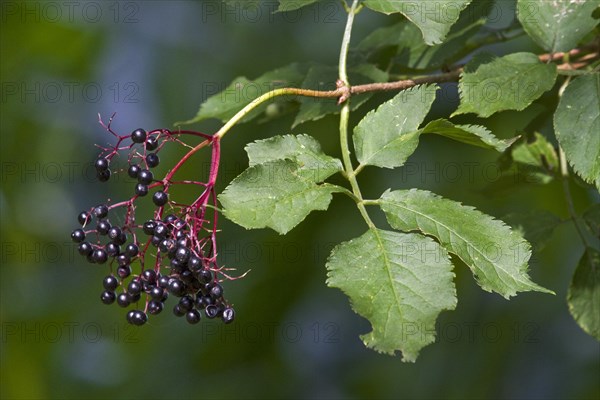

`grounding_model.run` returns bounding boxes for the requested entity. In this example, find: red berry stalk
[71,113,238,326]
